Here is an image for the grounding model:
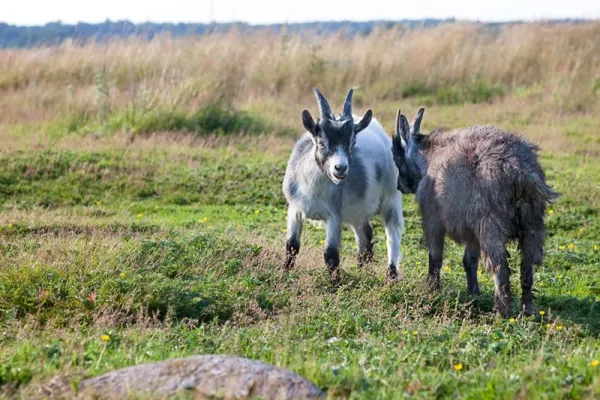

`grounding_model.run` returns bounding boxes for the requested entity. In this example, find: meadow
[1,22,600,398]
